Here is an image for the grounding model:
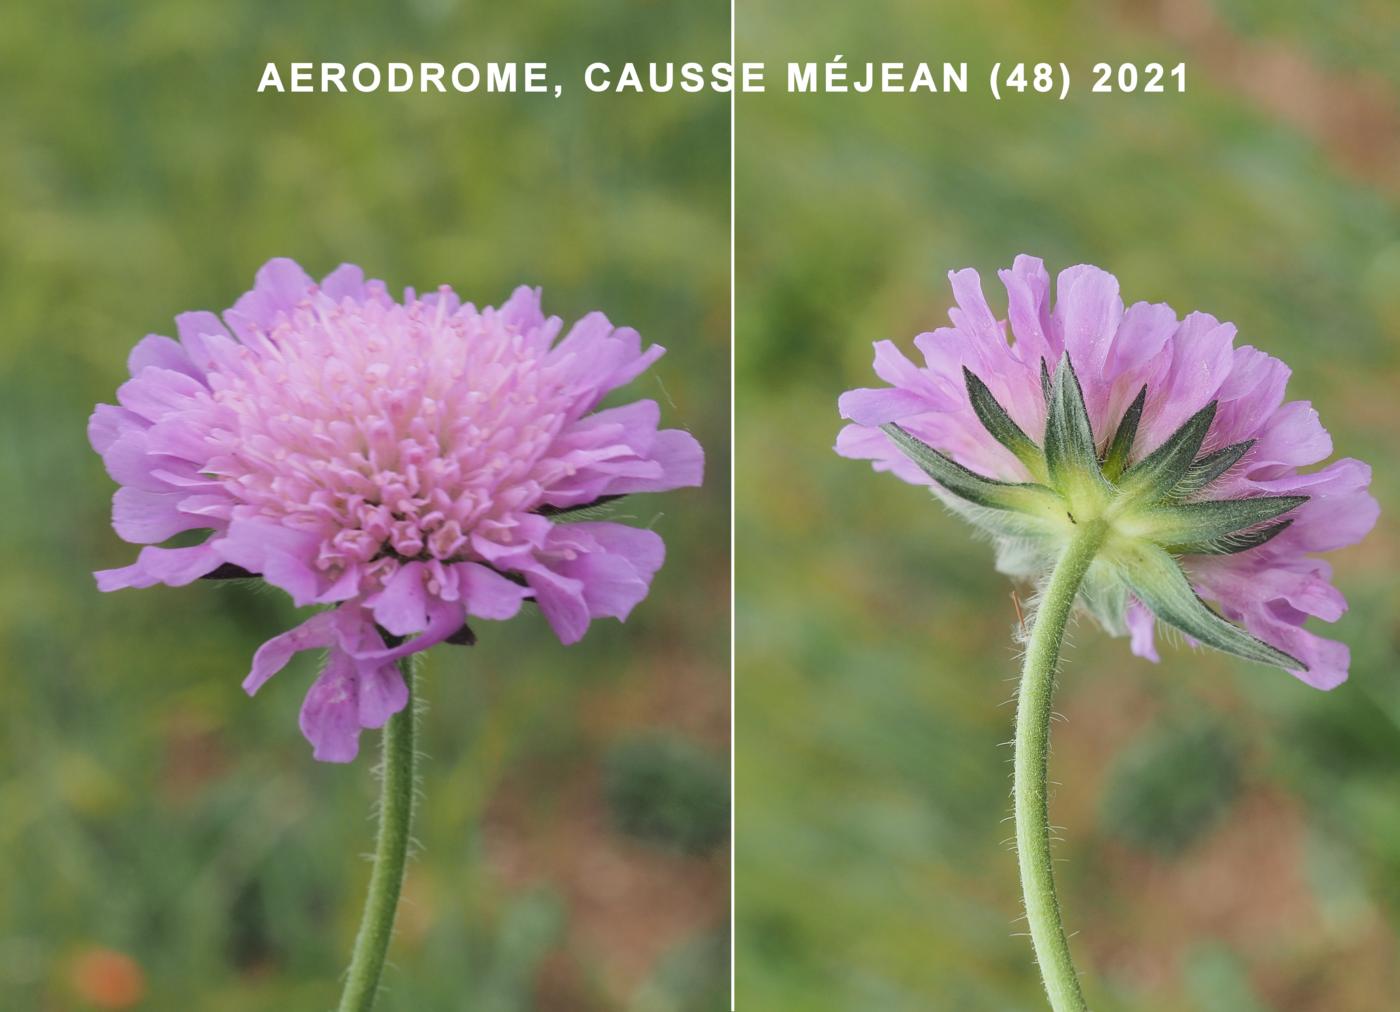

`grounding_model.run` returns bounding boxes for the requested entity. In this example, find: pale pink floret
[92,259,702,761]
[837,256,1377,690]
